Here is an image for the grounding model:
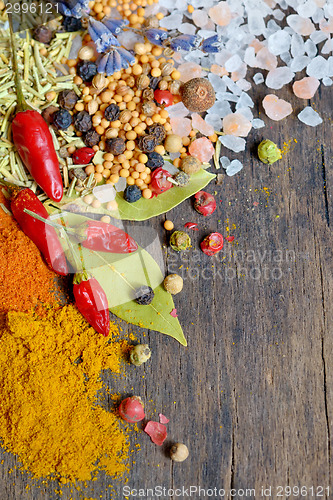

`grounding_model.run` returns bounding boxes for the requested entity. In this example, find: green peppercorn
[163,274,183,295]
[258,139,282,164]
[170,231,191,252]
[130,344,151,366]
